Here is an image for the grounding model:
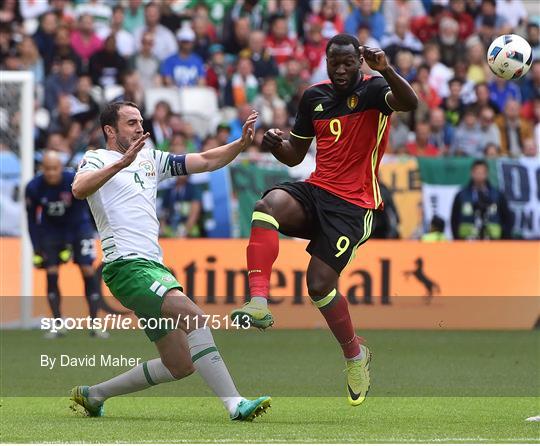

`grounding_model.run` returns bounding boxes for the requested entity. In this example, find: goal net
[0,71,34,328]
